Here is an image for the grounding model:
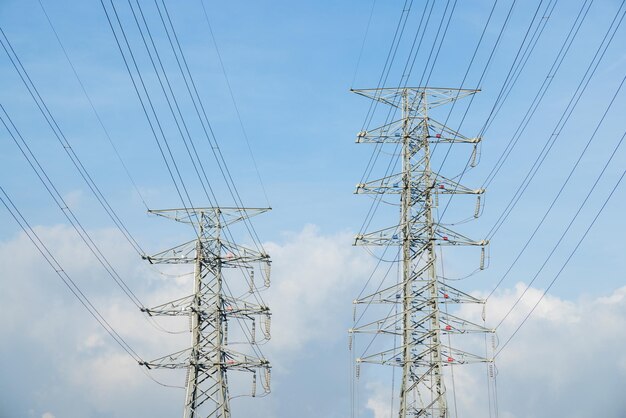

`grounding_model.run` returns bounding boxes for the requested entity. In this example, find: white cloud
[264,225,374,354]
[42,413,55,418]
[360,284,626,418]
[2,225,626,418]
